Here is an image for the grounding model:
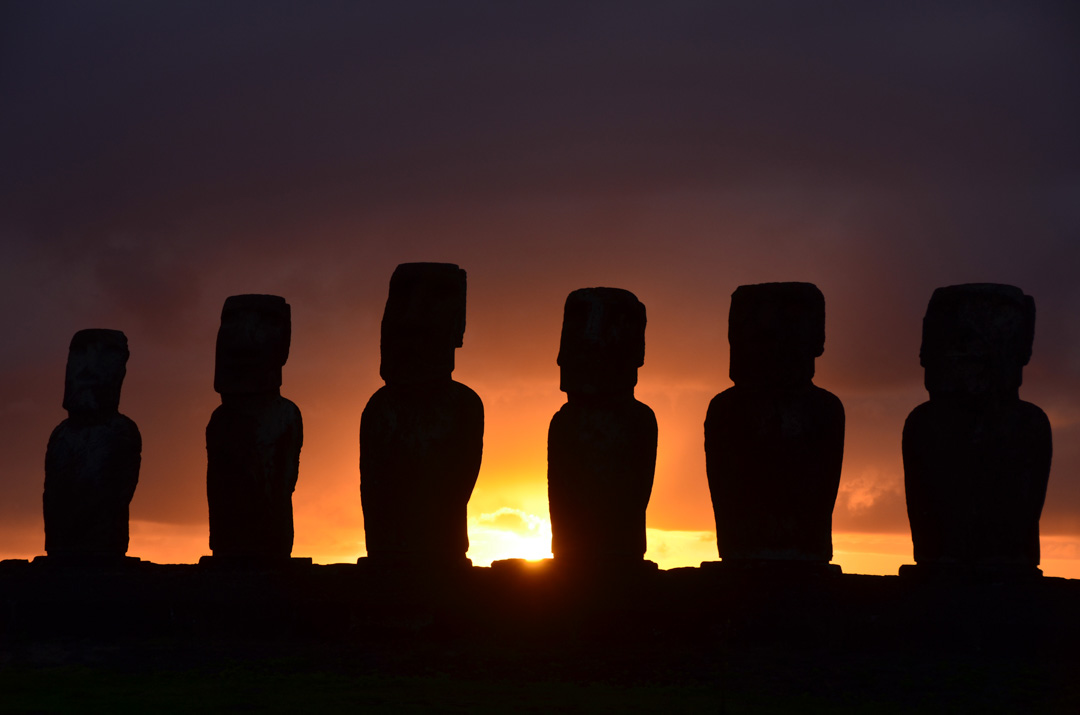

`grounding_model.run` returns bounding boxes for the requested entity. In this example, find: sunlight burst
[466,508,553,566]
